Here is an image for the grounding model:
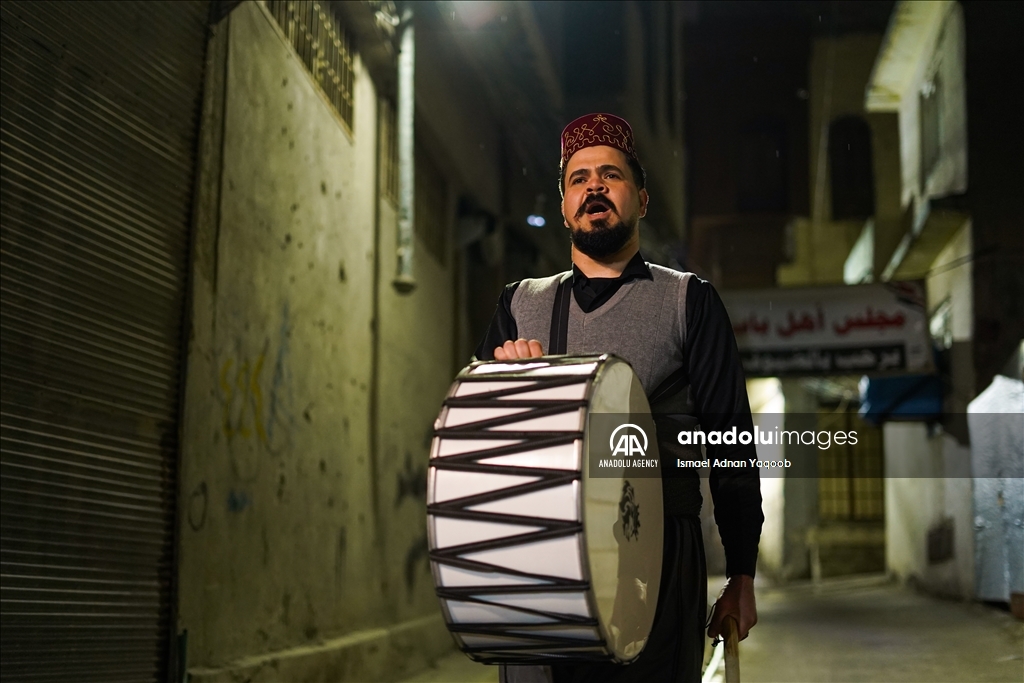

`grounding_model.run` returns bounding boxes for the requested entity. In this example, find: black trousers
[549,515,708,683]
